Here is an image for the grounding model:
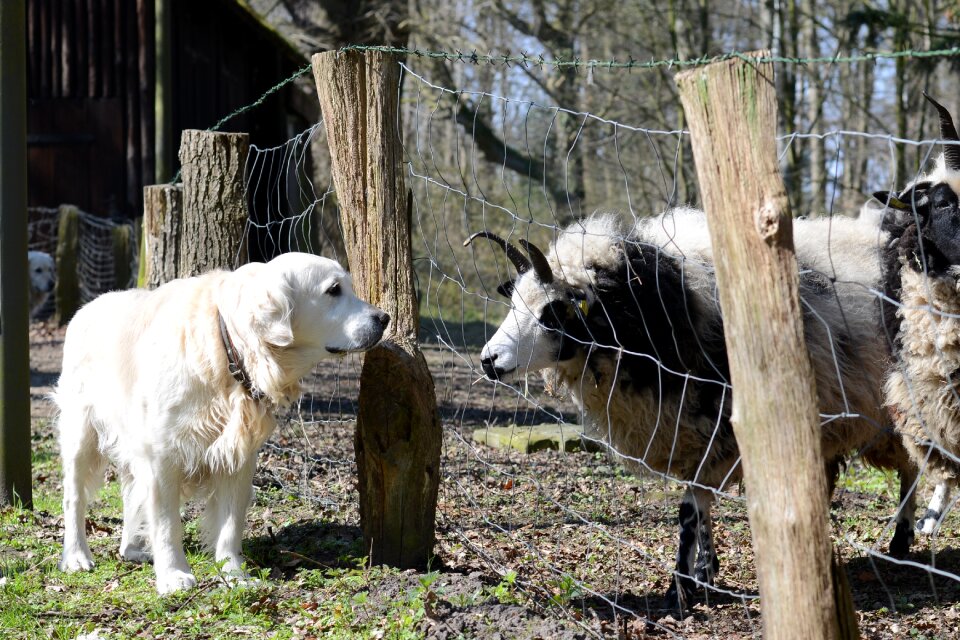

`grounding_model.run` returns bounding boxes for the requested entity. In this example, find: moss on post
[55,205,80,326]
